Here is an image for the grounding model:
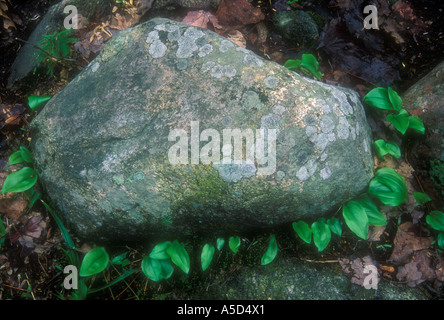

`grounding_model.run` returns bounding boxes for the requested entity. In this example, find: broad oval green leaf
[387,87,402,111]
[363,87,393,110]
[342,201,369,239]
[141,256,163,281]
[216,238,225,251]
[292,221,312,244]
[373,139,401,159]
[261,234,278,265]
[166,240,190,274]
[79,247,109,277]
[426,211,444,232]
[8,150,24,165]
[284,59,302,71]
[1,167,38,193]
[20,146,33,163]
[408,116,425,134]
[327,217,342,236]
[387,110,409,135]
[201,244,215,271]
[28,95,51,110]
[149,241,172,260]
[413,192,431,206]
[311,221,331,252]
[228,236,241,254]
[355,194,387,226]
[437,233,444,249]
[368,168,408,206]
